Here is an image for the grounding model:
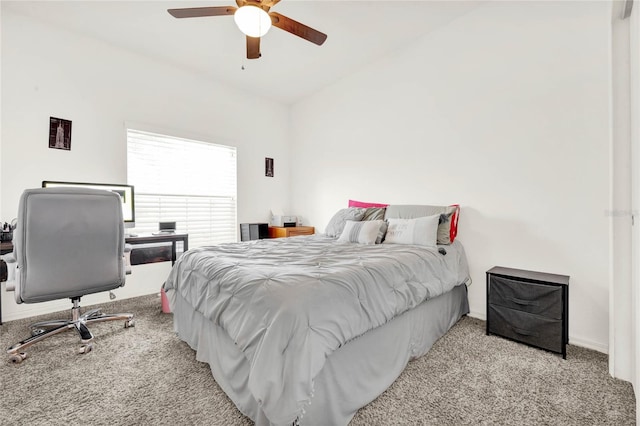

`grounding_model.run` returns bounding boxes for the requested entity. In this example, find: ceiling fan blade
[269,12,327,46]
[246,36,261,59]
[168,6,237,19]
